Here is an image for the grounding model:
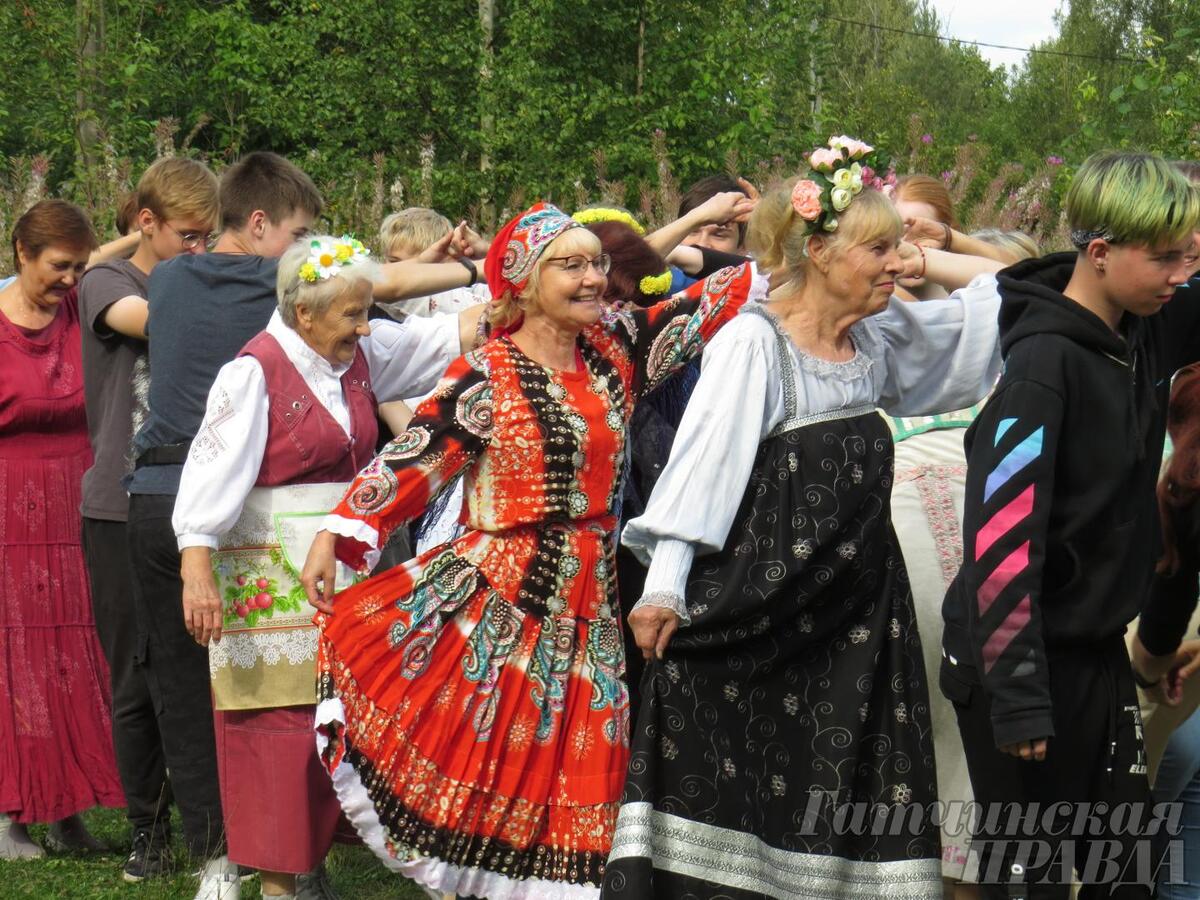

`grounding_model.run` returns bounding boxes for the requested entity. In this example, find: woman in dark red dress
[0,200,123,859]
